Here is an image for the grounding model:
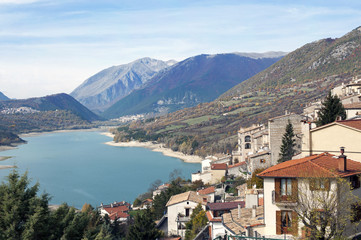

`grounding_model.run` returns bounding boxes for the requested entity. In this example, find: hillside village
[98,76,361,240]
